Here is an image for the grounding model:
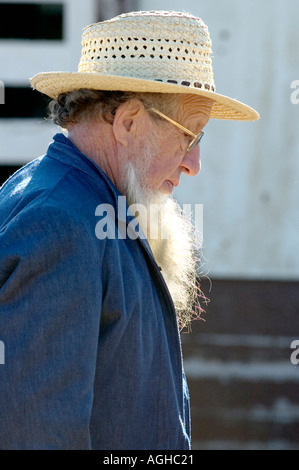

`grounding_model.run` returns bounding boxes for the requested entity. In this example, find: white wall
[139,0,299,280]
